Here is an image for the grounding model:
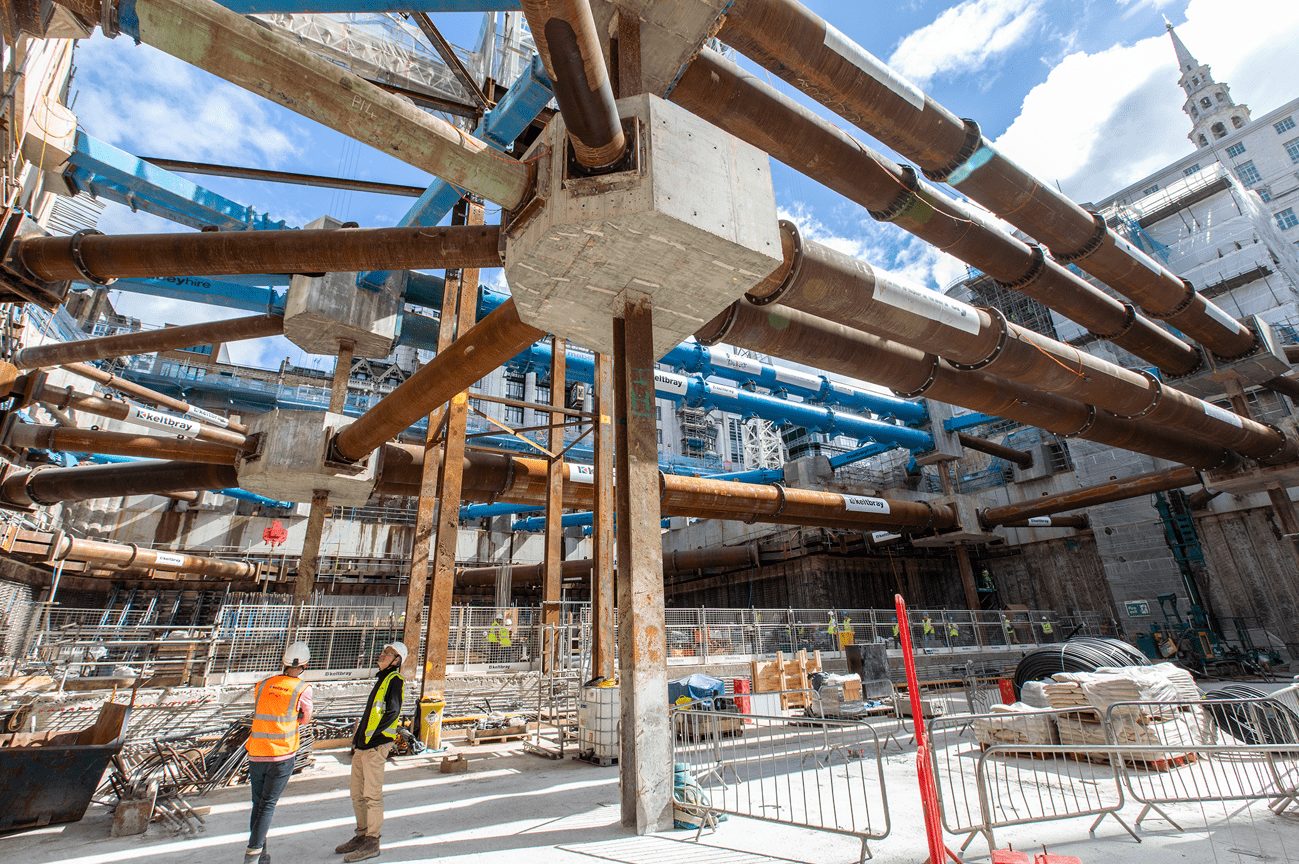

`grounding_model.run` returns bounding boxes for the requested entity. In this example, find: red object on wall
[998,678,1017,705]
[262,520,288,548]
[732,677,752,714]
